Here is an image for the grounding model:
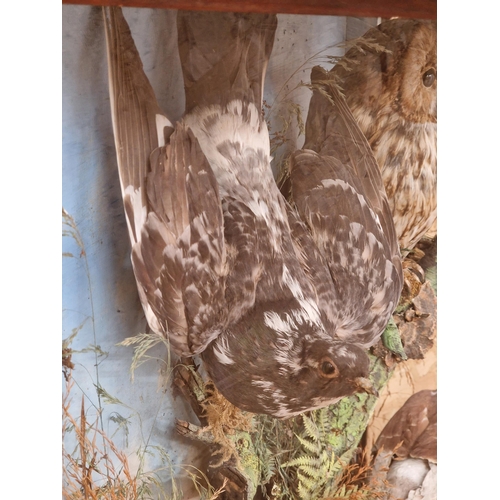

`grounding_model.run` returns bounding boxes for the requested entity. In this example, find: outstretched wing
[103,7,227,356]
[286,69,402,347]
